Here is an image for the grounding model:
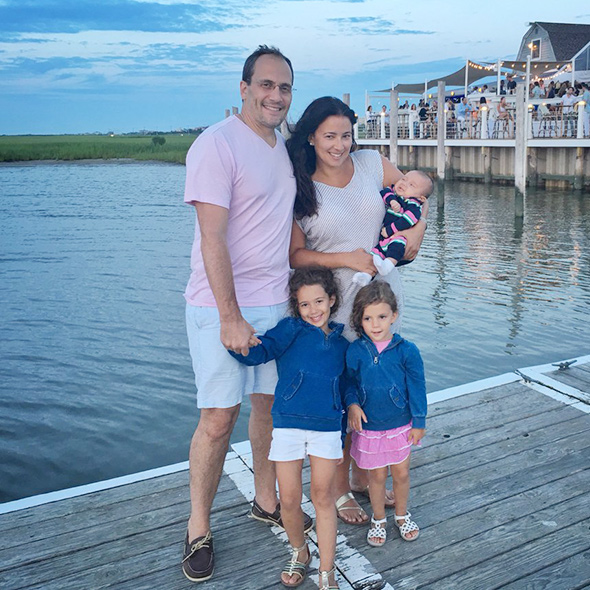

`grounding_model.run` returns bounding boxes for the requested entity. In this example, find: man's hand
[220,316,257,356]
[348,404,367,432]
